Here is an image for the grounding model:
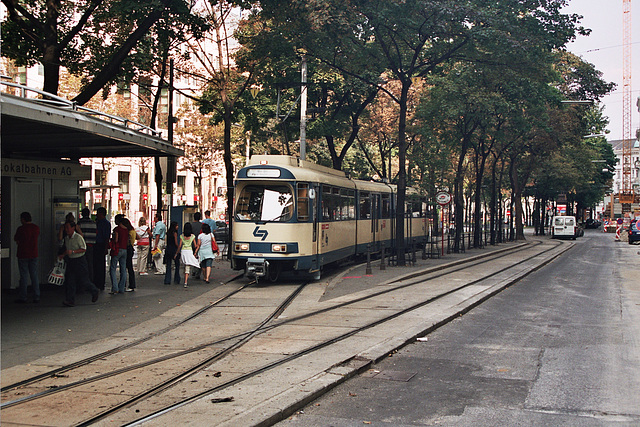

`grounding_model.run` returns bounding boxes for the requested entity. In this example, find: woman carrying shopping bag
[194,223,216,283]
